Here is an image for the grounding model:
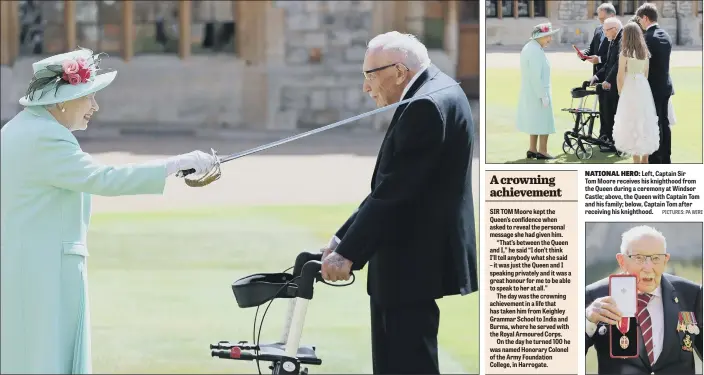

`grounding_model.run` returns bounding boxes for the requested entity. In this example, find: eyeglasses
[627,254,667,264]
[363,63,406,80]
